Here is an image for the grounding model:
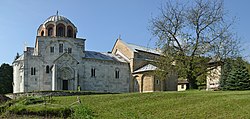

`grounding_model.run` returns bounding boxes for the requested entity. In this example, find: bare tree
[151,0,240,89]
